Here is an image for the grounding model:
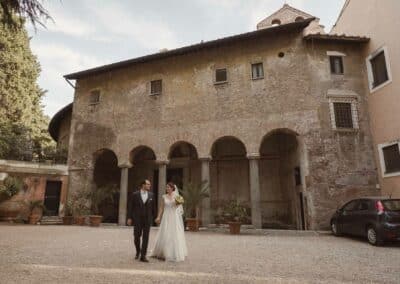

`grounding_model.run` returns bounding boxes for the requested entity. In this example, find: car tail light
[375,200,385,214]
